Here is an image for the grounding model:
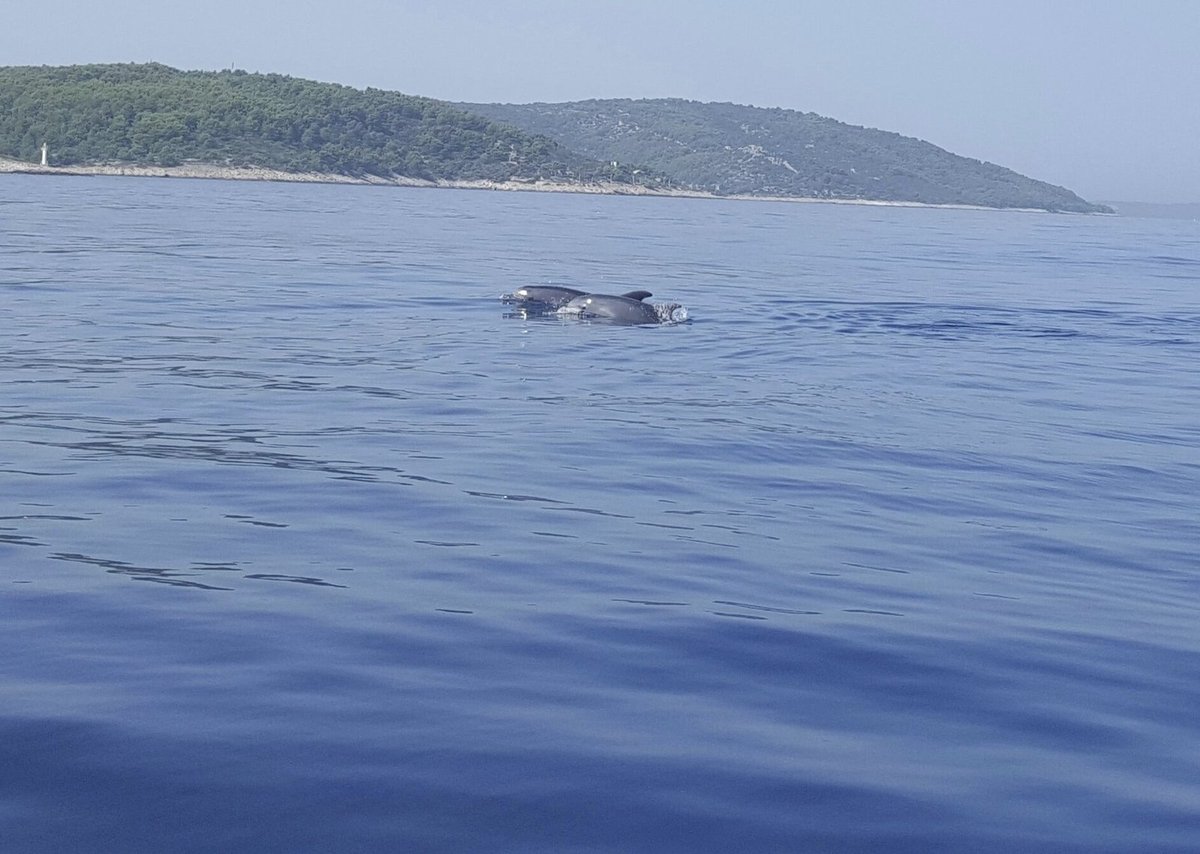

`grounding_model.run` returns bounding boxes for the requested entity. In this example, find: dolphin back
[501,285,586,309]
[562,293,662,325]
